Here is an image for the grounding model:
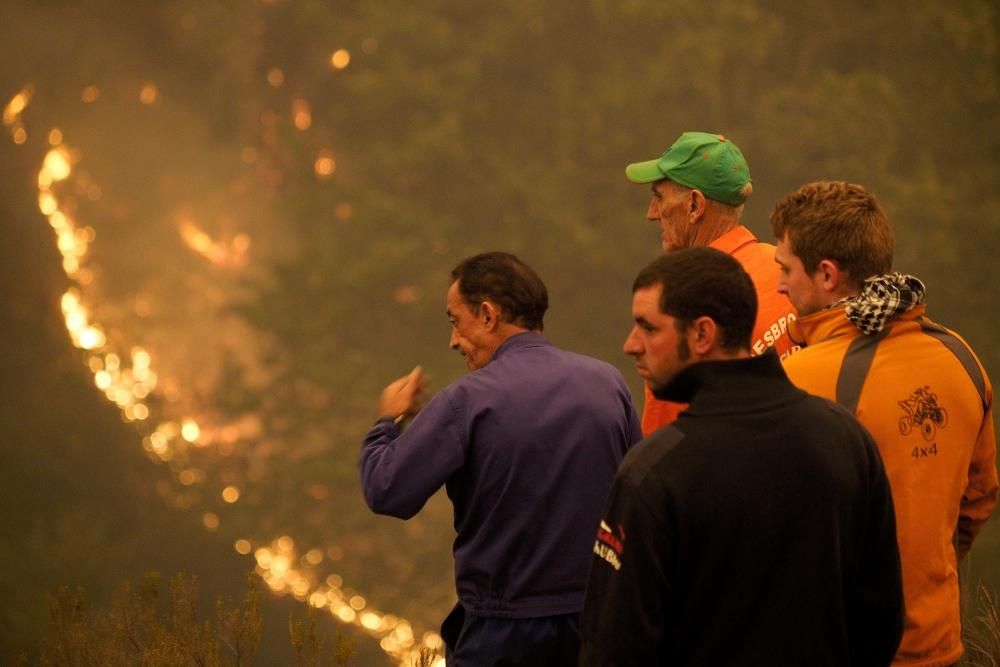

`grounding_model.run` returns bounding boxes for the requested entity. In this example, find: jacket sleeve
[849,428,904,666]
[358,389,466,519]
[957,396,999,560]
[578,475,671,666]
